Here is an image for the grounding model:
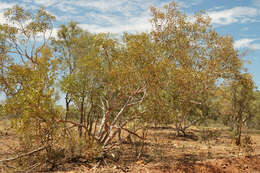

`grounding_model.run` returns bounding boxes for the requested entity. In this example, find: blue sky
[0,0,260,88]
